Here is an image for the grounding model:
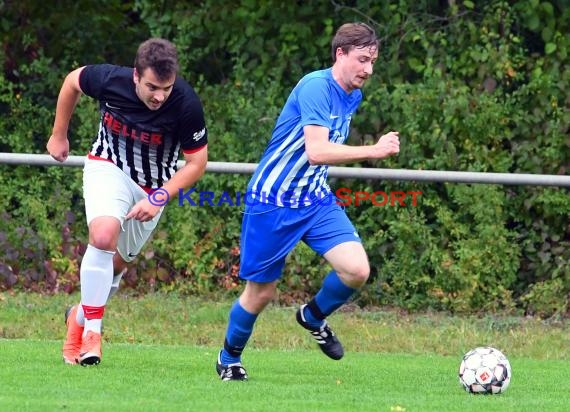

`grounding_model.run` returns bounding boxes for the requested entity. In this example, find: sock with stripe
[80,244,114,336]
[221,300,258,365]
[75,270,125,327]
[303,271,356,329]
